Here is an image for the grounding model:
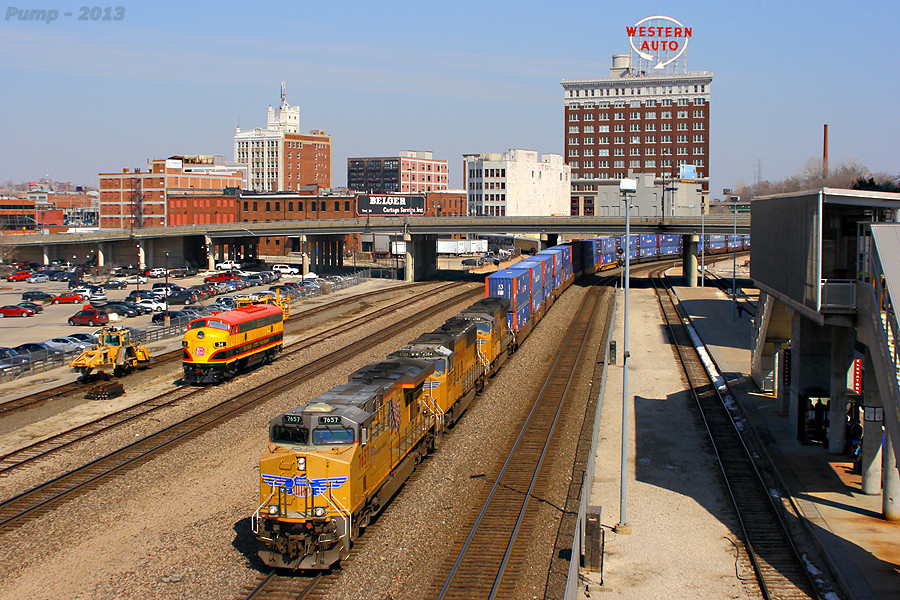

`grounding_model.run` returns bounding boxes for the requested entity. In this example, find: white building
[463,150,570,217]
[233,83,331,192]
